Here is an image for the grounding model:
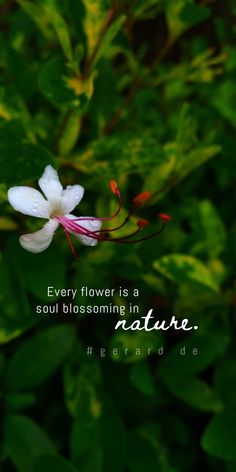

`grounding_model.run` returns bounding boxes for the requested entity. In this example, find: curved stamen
[61,216,167,244]
[64,187,152,234]
[89,192,151,234]
[58,217,97,240]
[108,223,166,244]
[57,215,141,241]
[93,192,151,234]
[89,221,166,244]
[93,211,132,234]
[56,212,171,245]
[54,180,171,258]
[72,188,150,229]
[72,180,122,223]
